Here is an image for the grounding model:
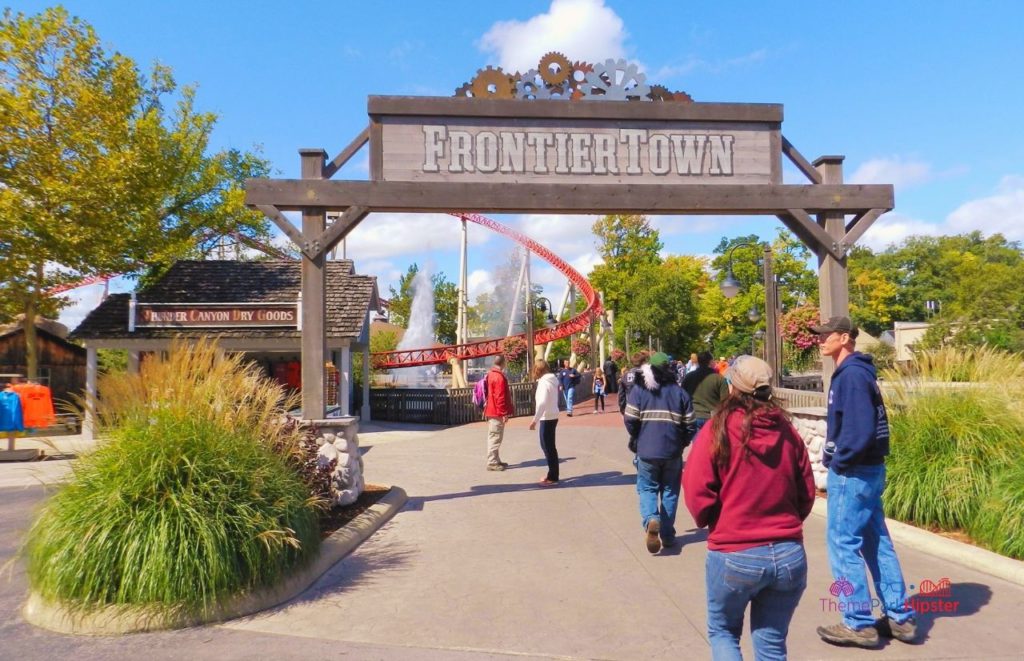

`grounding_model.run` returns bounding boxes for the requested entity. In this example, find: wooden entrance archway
[245,92,892,419]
